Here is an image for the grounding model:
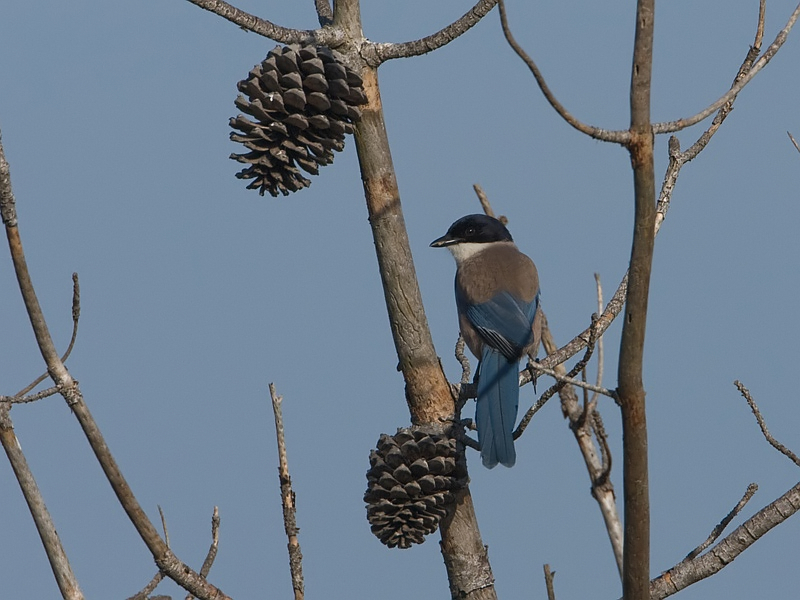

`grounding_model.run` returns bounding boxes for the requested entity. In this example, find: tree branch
[184,0,342,46]
[735,381,800,468]
[788,131,800,154]
[269,383,304,600]
[683,483,758,562]
[649,480,800,599]
[364,0,498,65]
[1,129,231,600]
[14,272,81,399]
[618,2,656,599]
[497,0,630,144]
[0,404,84,600]
[652,1,800,134]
